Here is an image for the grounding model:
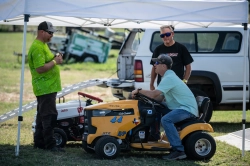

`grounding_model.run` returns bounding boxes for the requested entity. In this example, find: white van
[107,26,249,122]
